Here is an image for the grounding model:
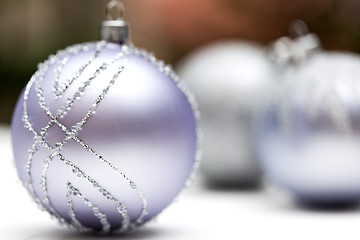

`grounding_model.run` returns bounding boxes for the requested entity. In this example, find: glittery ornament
[256,21,360,204]
[177,41,276,186]
[11,1,199,233]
